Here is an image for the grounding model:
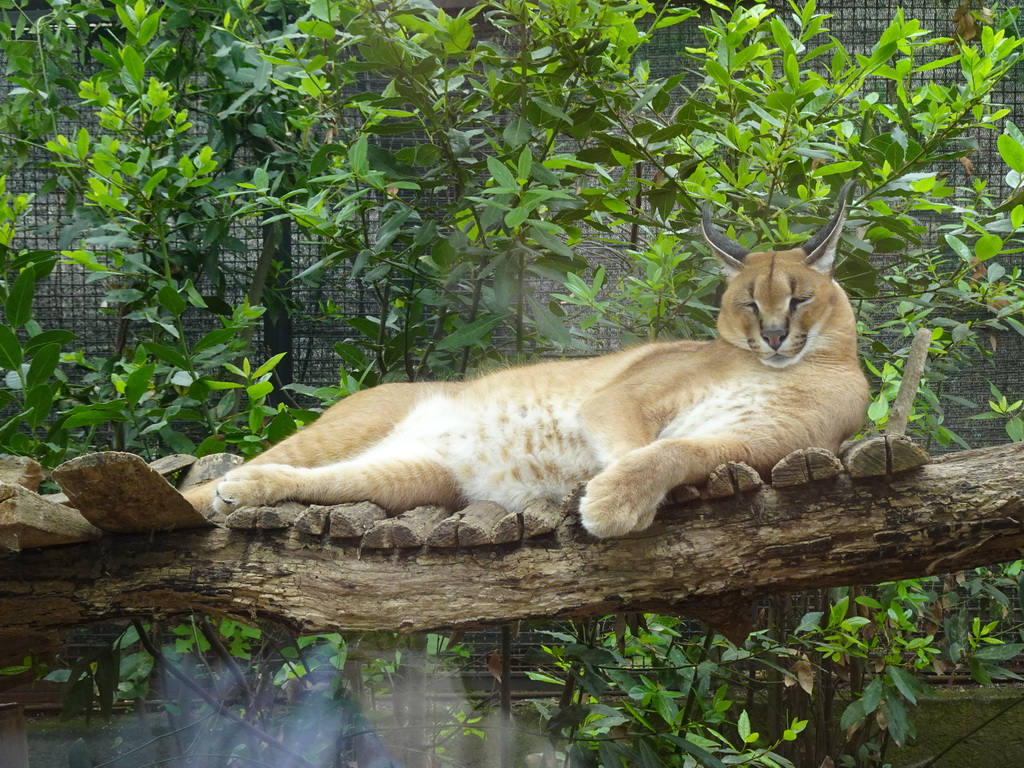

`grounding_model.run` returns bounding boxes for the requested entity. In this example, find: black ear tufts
[801,180,856,260]
[701,205,750,263]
